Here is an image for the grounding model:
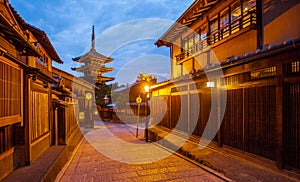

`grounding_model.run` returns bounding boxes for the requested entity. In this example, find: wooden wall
[151,46,300,170]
